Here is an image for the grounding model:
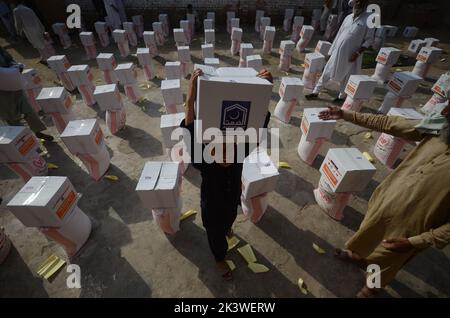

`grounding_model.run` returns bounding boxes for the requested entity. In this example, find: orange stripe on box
[95,129,103,145]
[18,136,36,156]
[322,163,338,187]
[56,191,76,219]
